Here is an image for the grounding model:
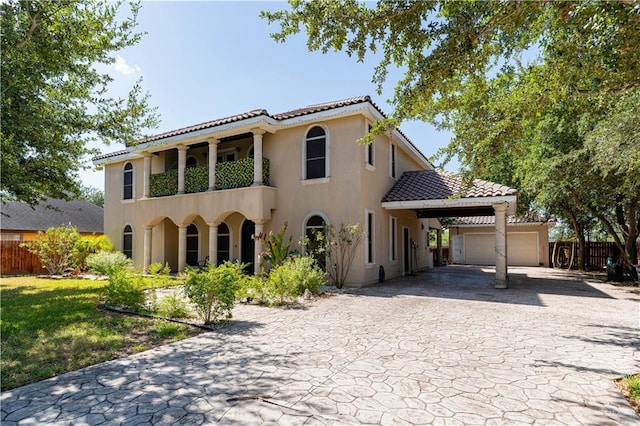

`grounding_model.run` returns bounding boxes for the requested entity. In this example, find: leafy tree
[309,223,363,289]
[79,186,105,208]
[21,226,80,275]
[1,0,158,206]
